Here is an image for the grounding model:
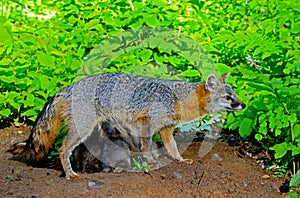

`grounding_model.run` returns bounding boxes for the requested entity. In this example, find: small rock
[245,152,253,158]
[269,164,279,170]
[262,175,270,179]
[211,153,222,161]
[160,174,167,179]
[173,171,183,179]
[88,180,104,188]
[261,164,268,169]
